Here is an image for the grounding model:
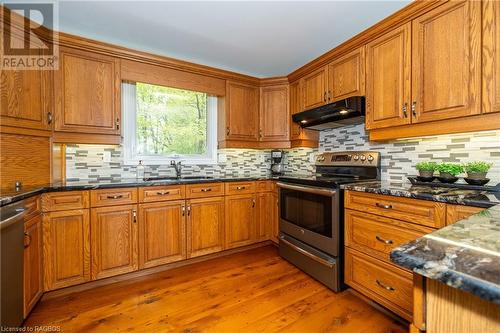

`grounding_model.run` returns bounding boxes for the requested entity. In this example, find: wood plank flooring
[25,246,408,332]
